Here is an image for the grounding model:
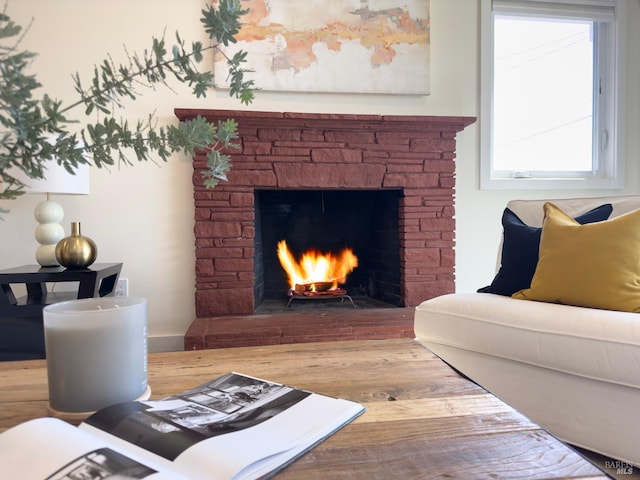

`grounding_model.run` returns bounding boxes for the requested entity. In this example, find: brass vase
[55,222,98,269]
